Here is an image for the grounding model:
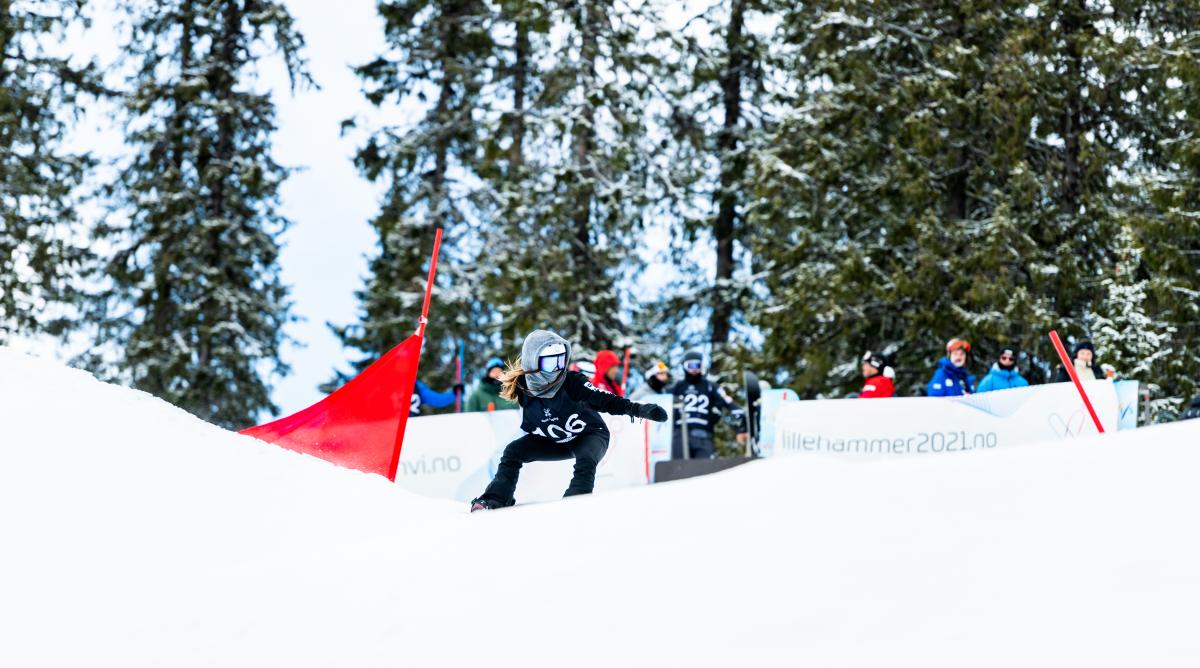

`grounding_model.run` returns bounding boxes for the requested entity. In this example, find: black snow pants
[477,432,609,506]
[671,427,716,460]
